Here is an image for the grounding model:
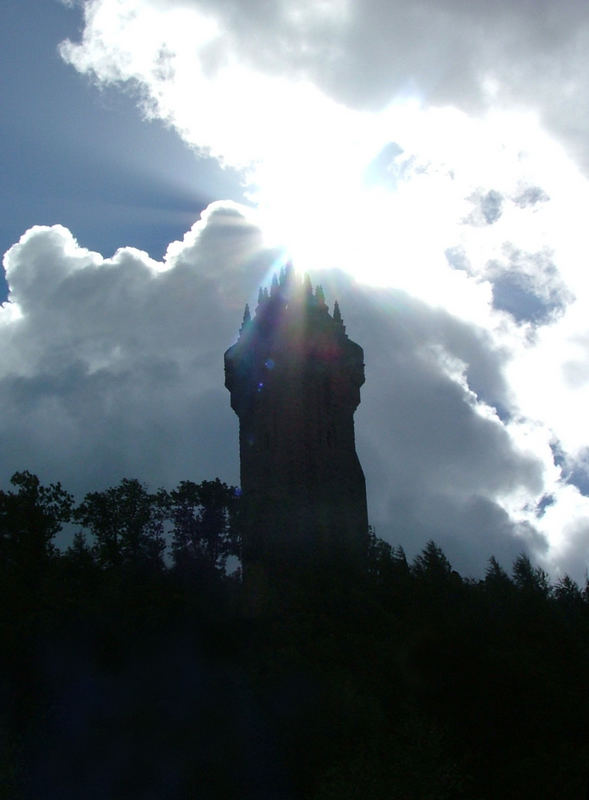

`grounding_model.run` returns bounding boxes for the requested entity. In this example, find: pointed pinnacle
[239,303,251,334]
[315,285,327,310]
